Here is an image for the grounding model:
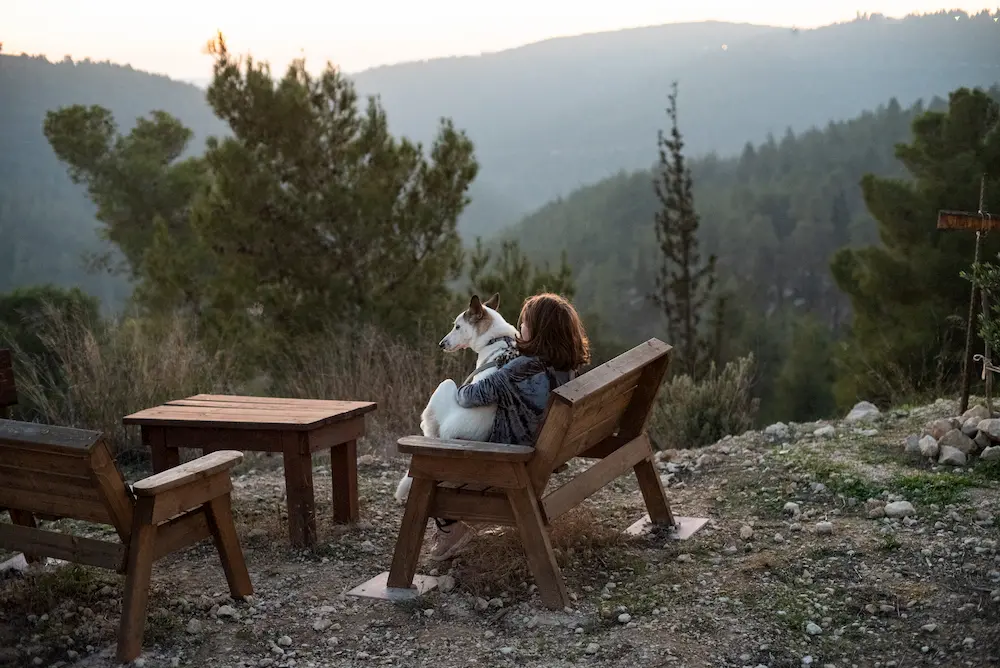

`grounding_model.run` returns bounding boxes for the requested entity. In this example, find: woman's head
[516,293,591,371]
